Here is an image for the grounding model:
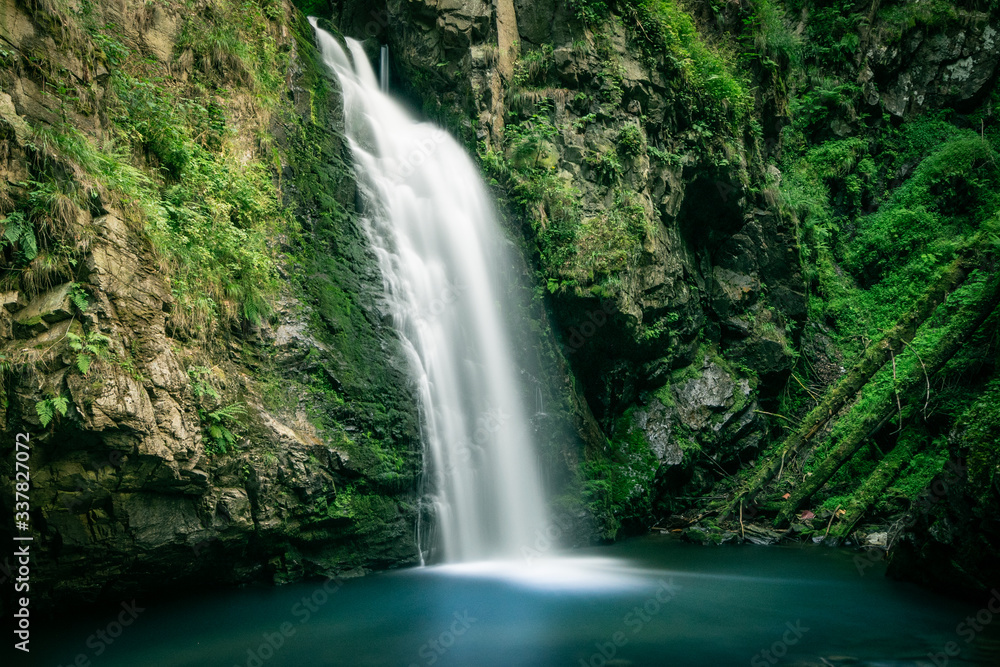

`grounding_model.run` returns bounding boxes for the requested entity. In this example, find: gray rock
[869,16,1000,117]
